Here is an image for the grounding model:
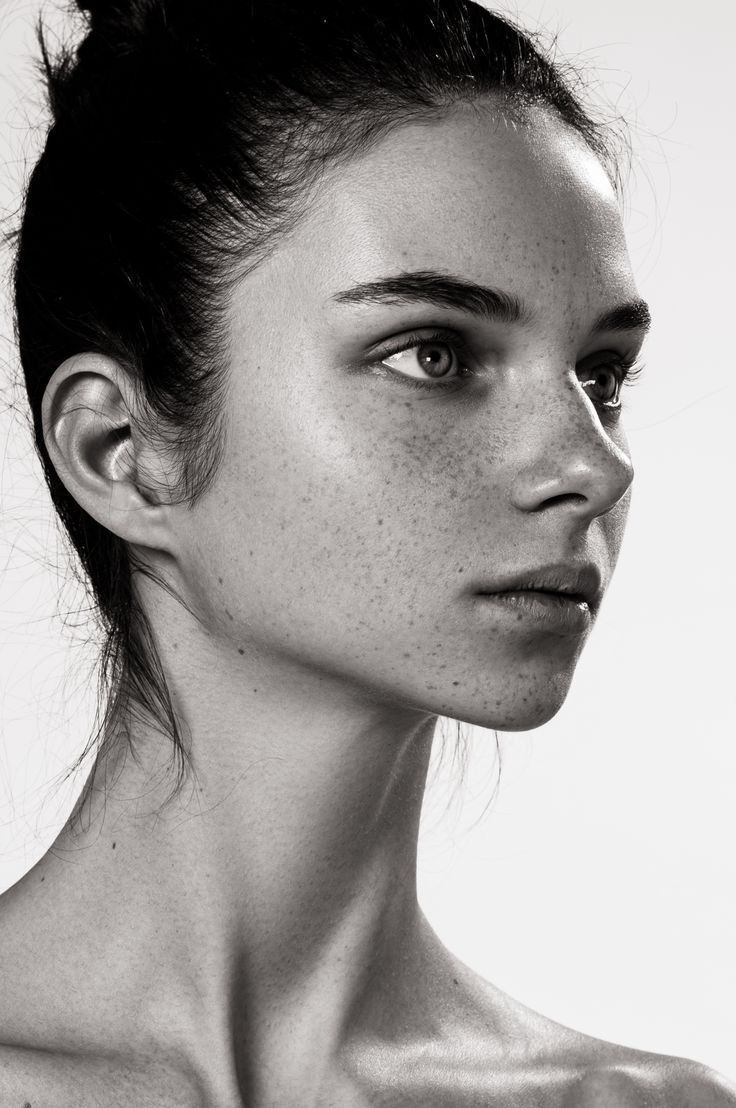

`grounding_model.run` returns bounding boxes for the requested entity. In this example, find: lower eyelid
[378,365,472,394]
